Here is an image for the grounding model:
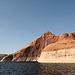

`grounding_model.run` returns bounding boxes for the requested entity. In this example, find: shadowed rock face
[1,54,13,62]
[0,54,7,60]
[1,31,75,62]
